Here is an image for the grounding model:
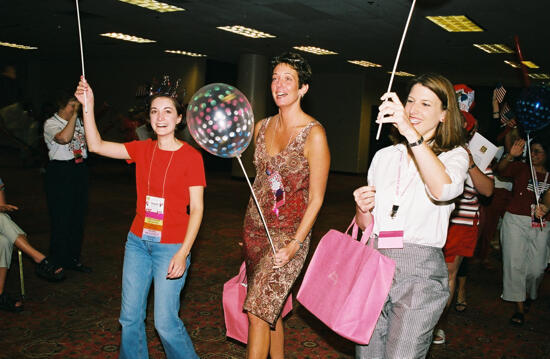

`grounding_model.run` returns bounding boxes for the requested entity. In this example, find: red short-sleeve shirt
[124,139,206,243]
